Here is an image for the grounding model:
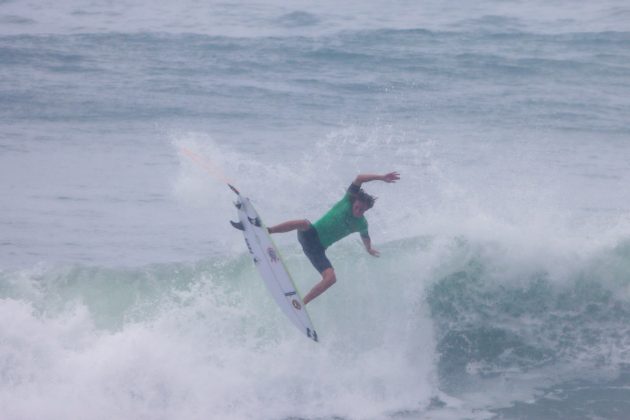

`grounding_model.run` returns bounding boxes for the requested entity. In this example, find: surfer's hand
[368,248,380,257]
[382,172,400,183]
